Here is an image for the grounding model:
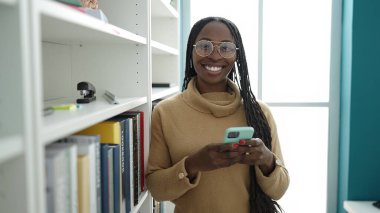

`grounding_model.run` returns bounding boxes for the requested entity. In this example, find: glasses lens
[195,40,213,57]
[218,42,237,58]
